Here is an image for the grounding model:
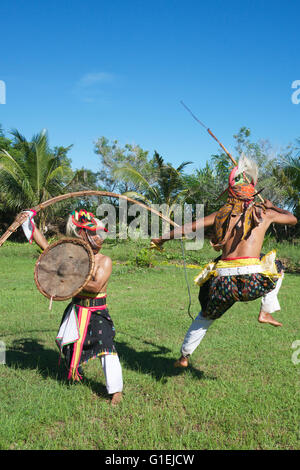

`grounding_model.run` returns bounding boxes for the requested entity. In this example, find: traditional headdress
[211,154,264,251]
[66,209,108,239]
